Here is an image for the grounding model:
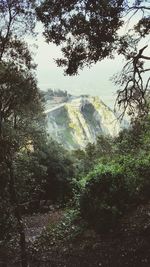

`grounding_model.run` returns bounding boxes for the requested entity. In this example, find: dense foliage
[0,1,75,266]
[36,139,75,203]
[76,117,150,232]
[36,0,124,75]
[80,154,150,231]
